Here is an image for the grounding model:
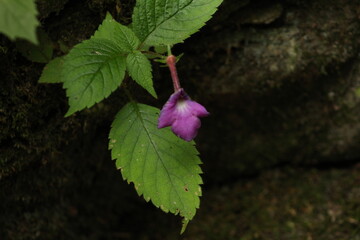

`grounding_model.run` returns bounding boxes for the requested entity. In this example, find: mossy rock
[0,0,360,239]
[178,0,360,181]
[181,166,360,240]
